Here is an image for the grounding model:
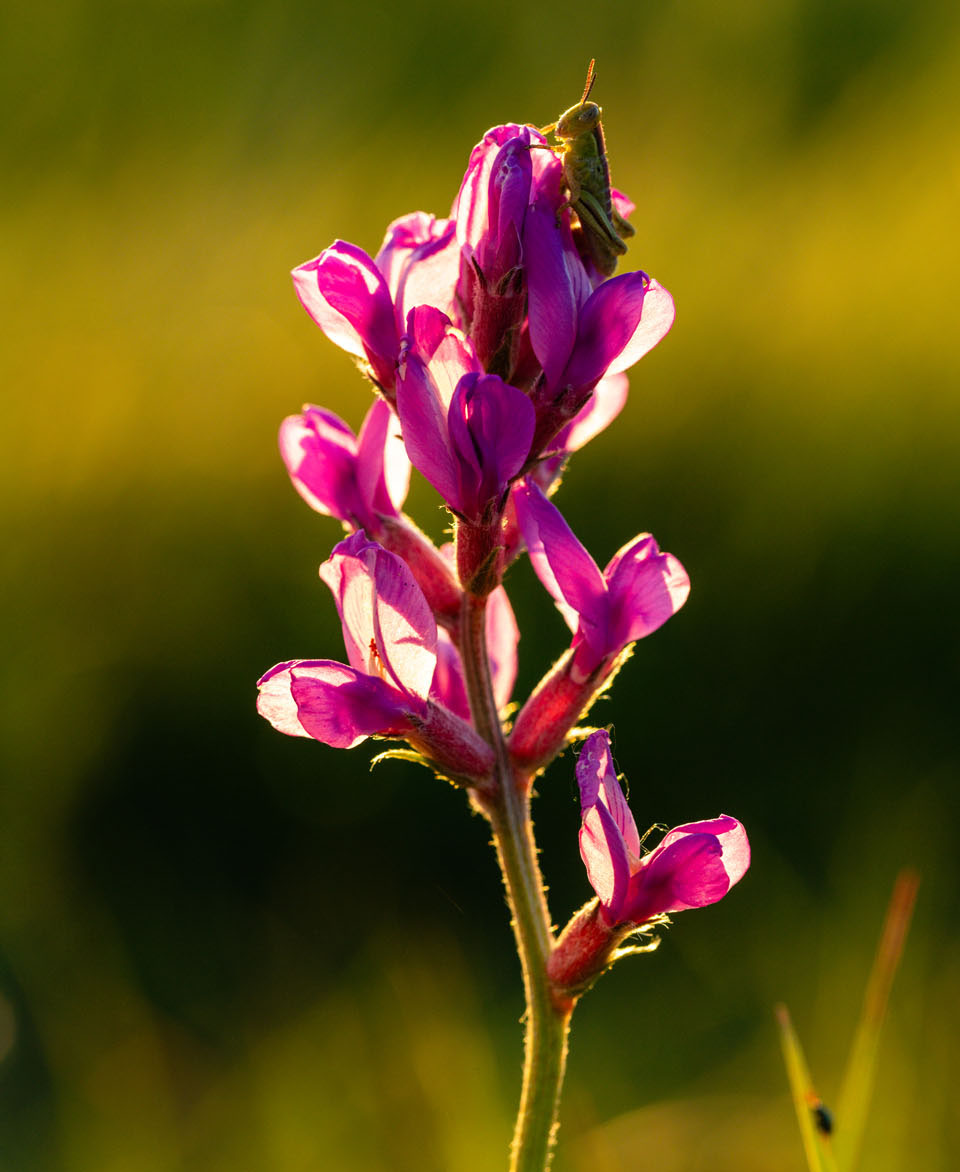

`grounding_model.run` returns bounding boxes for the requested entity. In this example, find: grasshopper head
[555,100,601,140]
